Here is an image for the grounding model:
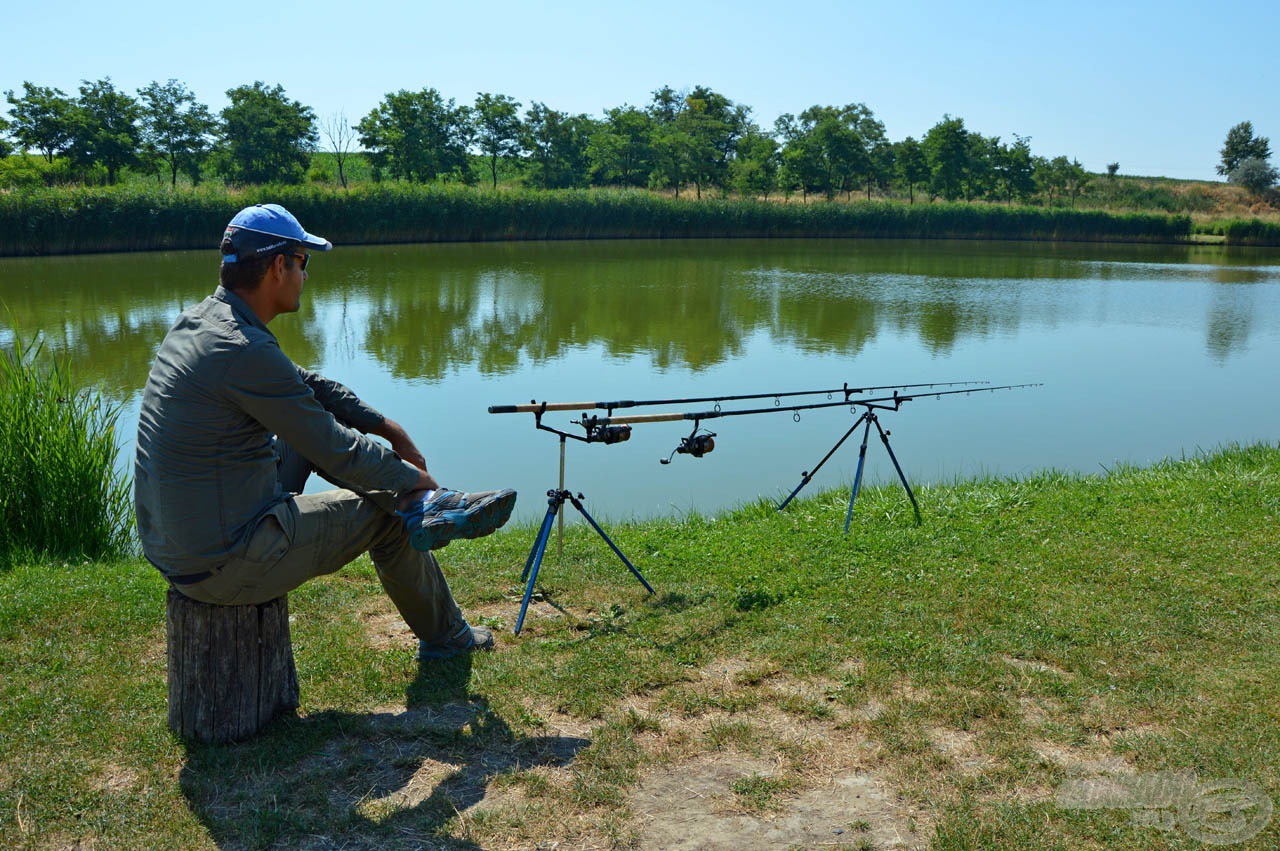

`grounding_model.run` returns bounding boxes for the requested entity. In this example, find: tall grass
[0,183,1193,257]
[0,331,132,565]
